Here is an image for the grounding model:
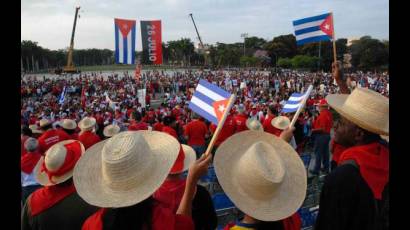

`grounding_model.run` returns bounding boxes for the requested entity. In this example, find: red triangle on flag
[213,99,230,123]
[320,14,334,38]
[115,19,135,37]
